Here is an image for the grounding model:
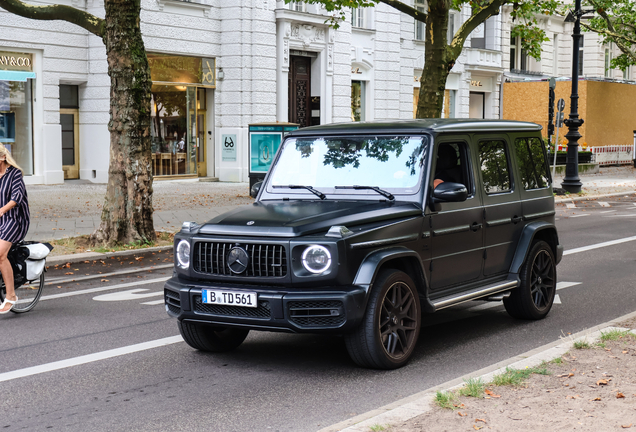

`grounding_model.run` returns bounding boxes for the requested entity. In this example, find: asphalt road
[2,195,636,432]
